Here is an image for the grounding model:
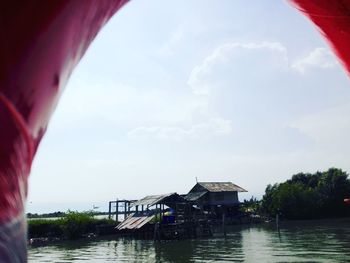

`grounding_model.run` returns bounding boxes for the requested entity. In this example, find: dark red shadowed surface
[0,1,127,261]
[290,0,350,75]
[0,0,349,261]
[0,0,127,224]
